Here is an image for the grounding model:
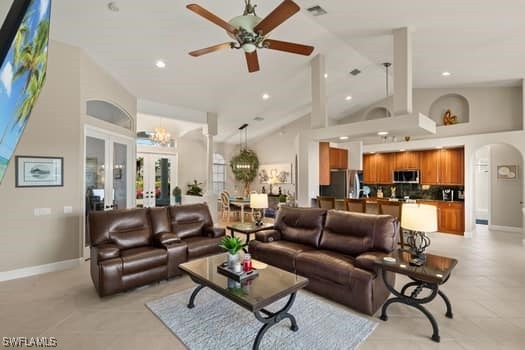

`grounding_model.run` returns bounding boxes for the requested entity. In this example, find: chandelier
[149,116,172,146]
